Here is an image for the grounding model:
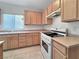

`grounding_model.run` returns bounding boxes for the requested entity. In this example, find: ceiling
[0,0,52,10]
